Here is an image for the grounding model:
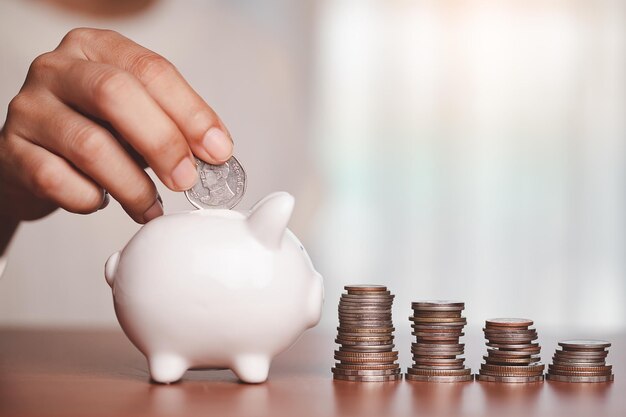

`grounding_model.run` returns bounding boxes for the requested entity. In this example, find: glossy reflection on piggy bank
[104,192,323,384]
